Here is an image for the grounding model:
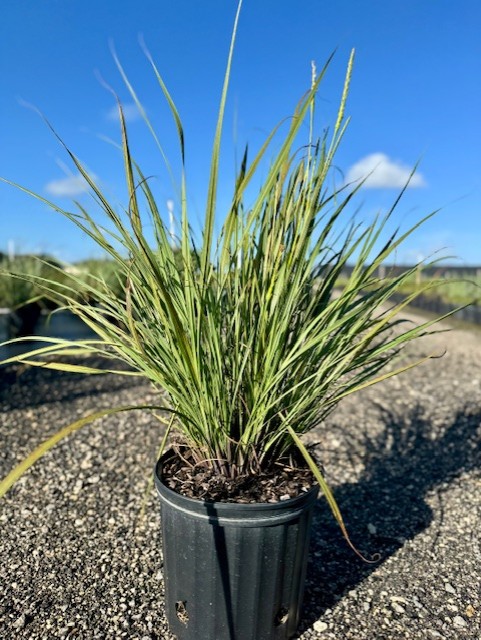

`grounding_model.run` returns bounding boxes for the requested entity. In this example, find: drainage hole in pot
[175,601,189,624]
[274,607,289,626]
